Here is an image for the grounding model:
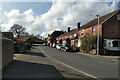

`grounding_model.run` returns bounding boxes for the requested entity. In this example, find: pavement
[75,52,119,61]
[39,45,119,79]
[2,45,91,79]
